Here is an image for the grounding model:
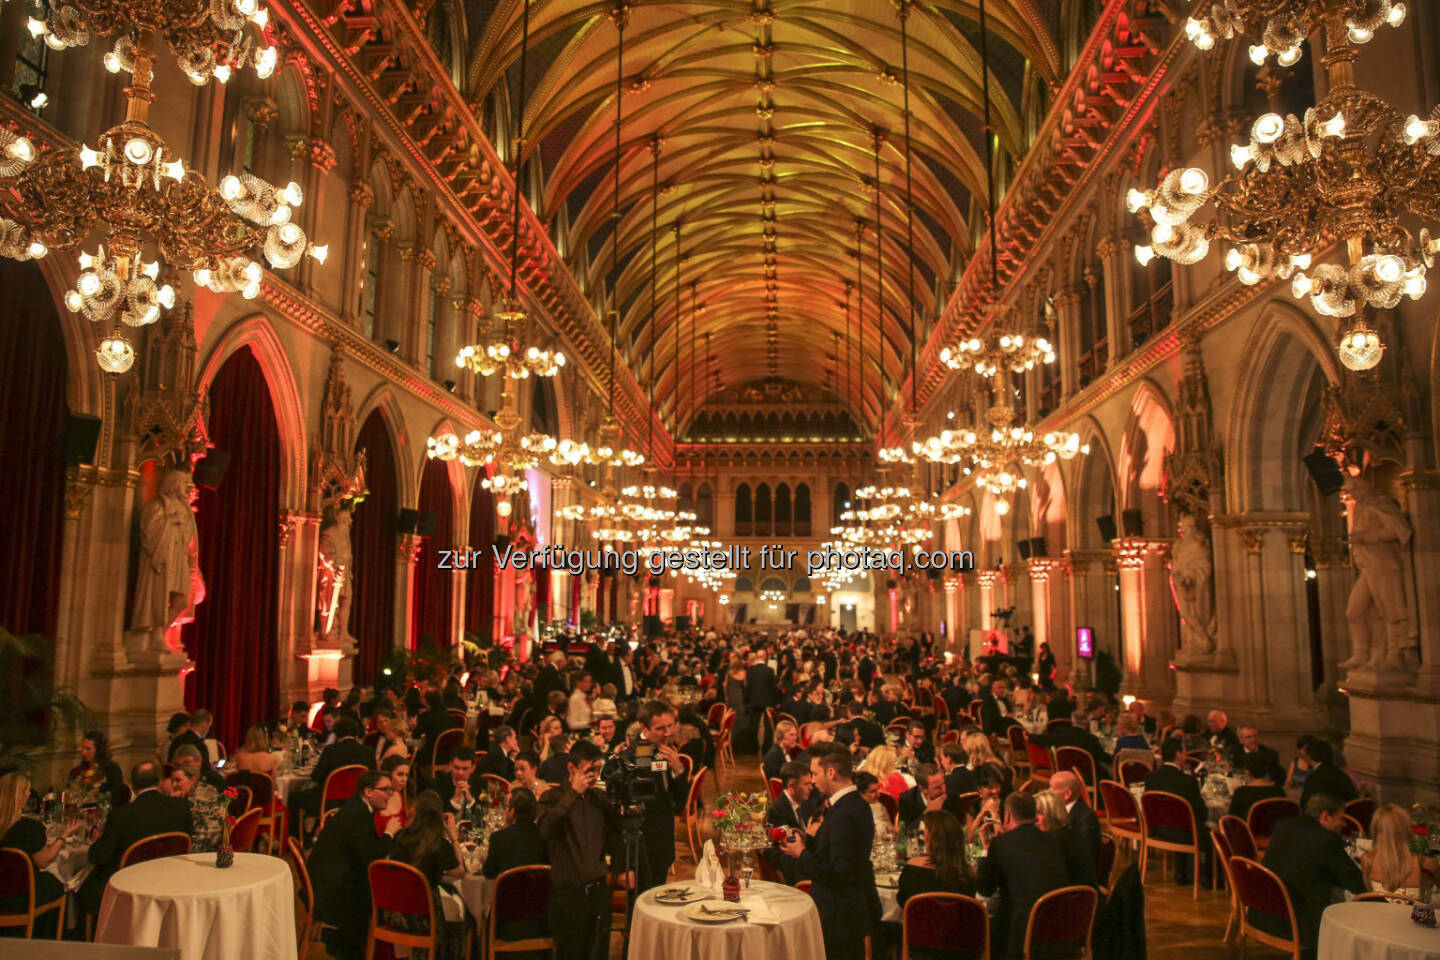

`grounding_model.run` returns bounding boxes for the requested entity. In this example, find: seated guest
[476,726,520,781]
[314,688,342,733]
[482,787,546,879]
[231,724,280,776]
[436,746,486,820]
[1285,735,1314,793]
[535,716,568,774]
[385,790,469,952]
[513,750,549,797]
[939,742,978,799]
[1144,737,1209,885]
[1029,709,1111,781]
[901,721,935,766]
[857,745,909,799]
[82,761,193,919]
[1227,752,1287,820]
[374,755,412,835]
[1048,770,1102,875]
[156,711,191,766]
[315,705,341,747]
[67,730,126,802]
[898,810,978,907]
[291,717,375,837]
[1126,699,1158,736]
[961,731,1014,795]
[168,752,225,852]
[1230,723,1280,774]
[763,721,800,782]
[898,764,969,832]
[1110,712,1151,760]
[1260,793,1364,952]
[765,760,821,882]
[1206,710,1241,756]
[284,700,315,738]
[855,772,896,846]
[977,793,1071,958]
[591,715,623,756]
[167,709,224,789]
[309,770,401,960]
[965,764,1008,848]
[873,684,910,726]
[1362,803,1438,900]
[371,707,408,763]
[836,701,885,751]
[1034,790,1098,888]
[0,770,82,937]
[442,679,467,711]
[1297,737,1357,807]
[414,691,457,774]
